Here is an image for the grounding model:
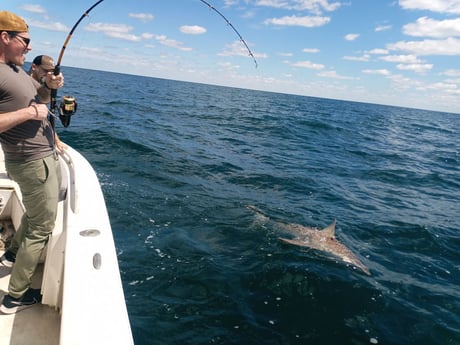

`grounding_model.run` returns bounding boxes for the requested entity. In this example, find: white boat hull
[0,145,134,345]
